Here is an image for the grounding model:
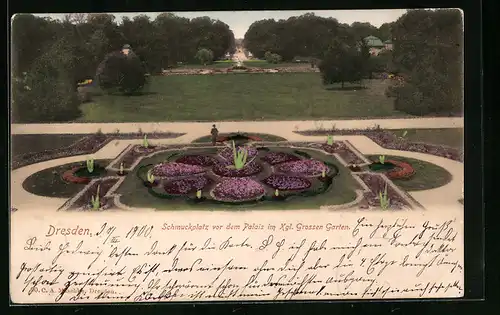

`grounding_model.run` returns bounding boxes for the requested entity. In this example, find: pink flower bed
[218,145,258,161]
[151,162,205,178]
[176,155,215,166]
[276,159,328,177]
[164,176,211,195]
[263,175,311,190]
[212,160,263,177]
[261,152,300,165]
[211,178,265,202]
